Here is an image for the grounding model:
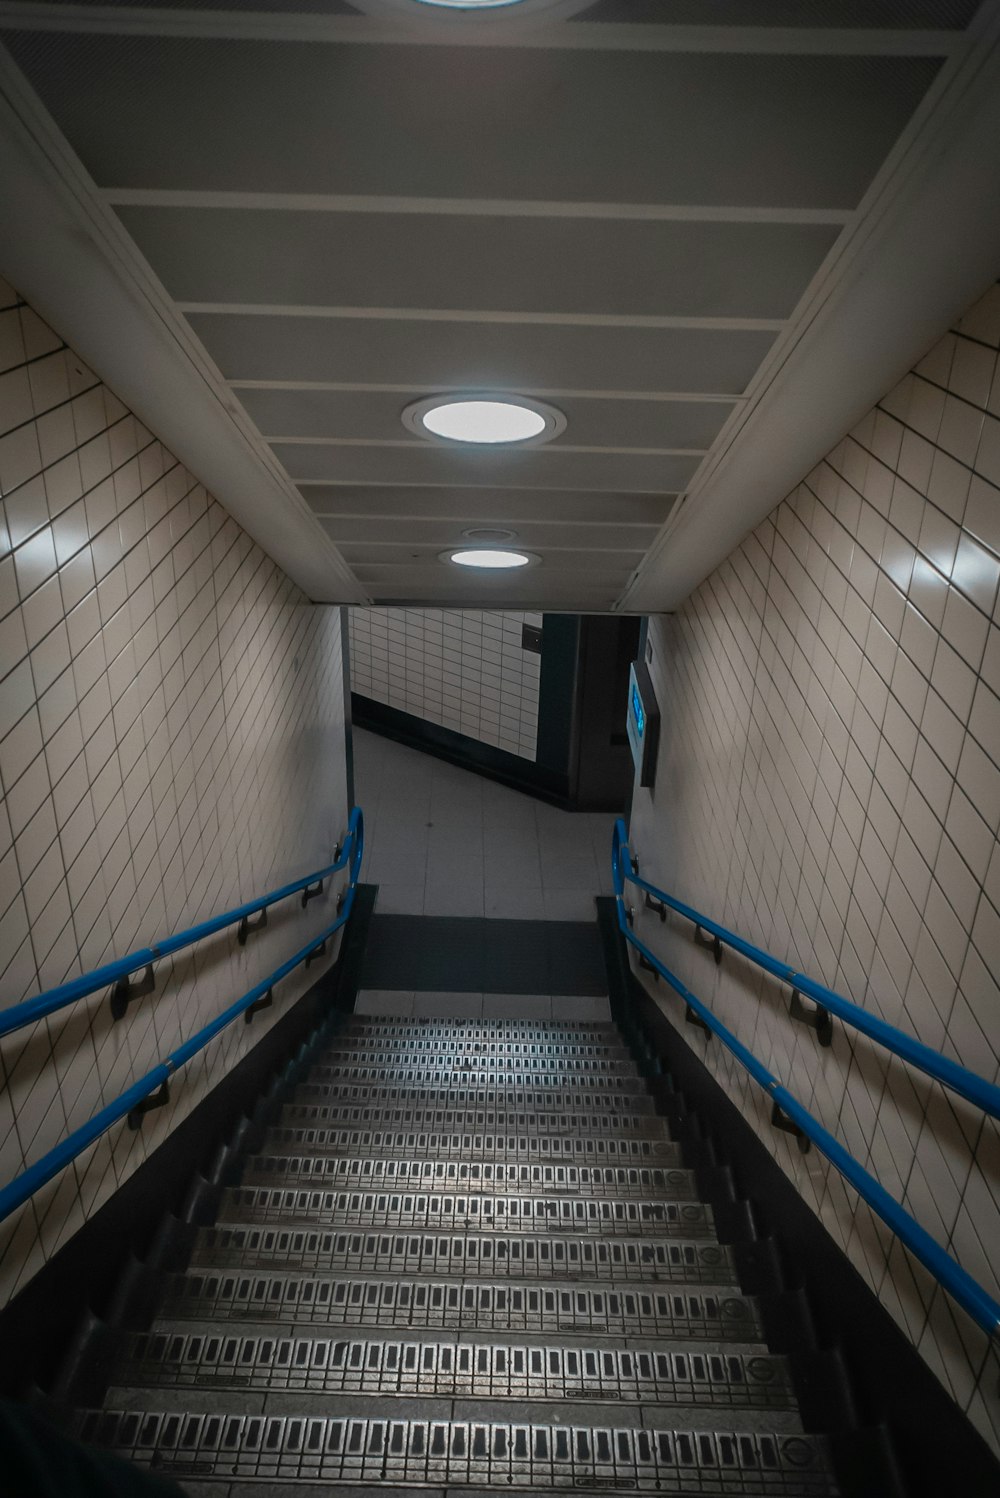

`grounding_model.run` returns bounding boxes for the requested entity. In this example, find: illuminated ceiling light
[403,395,565,446]
[413,1,529,8]
[446,549,536,569]
[424,401,544,443]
